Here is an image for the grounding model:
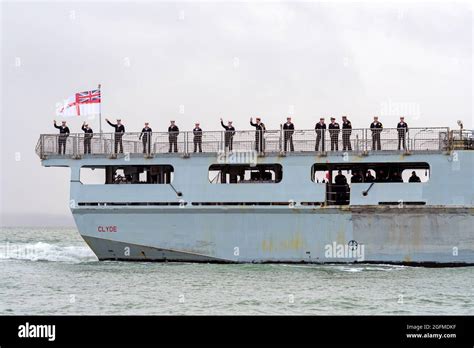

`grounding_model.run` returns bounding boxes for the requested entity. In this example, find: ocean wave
[274,264,407,272]
[0,242,97,262]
